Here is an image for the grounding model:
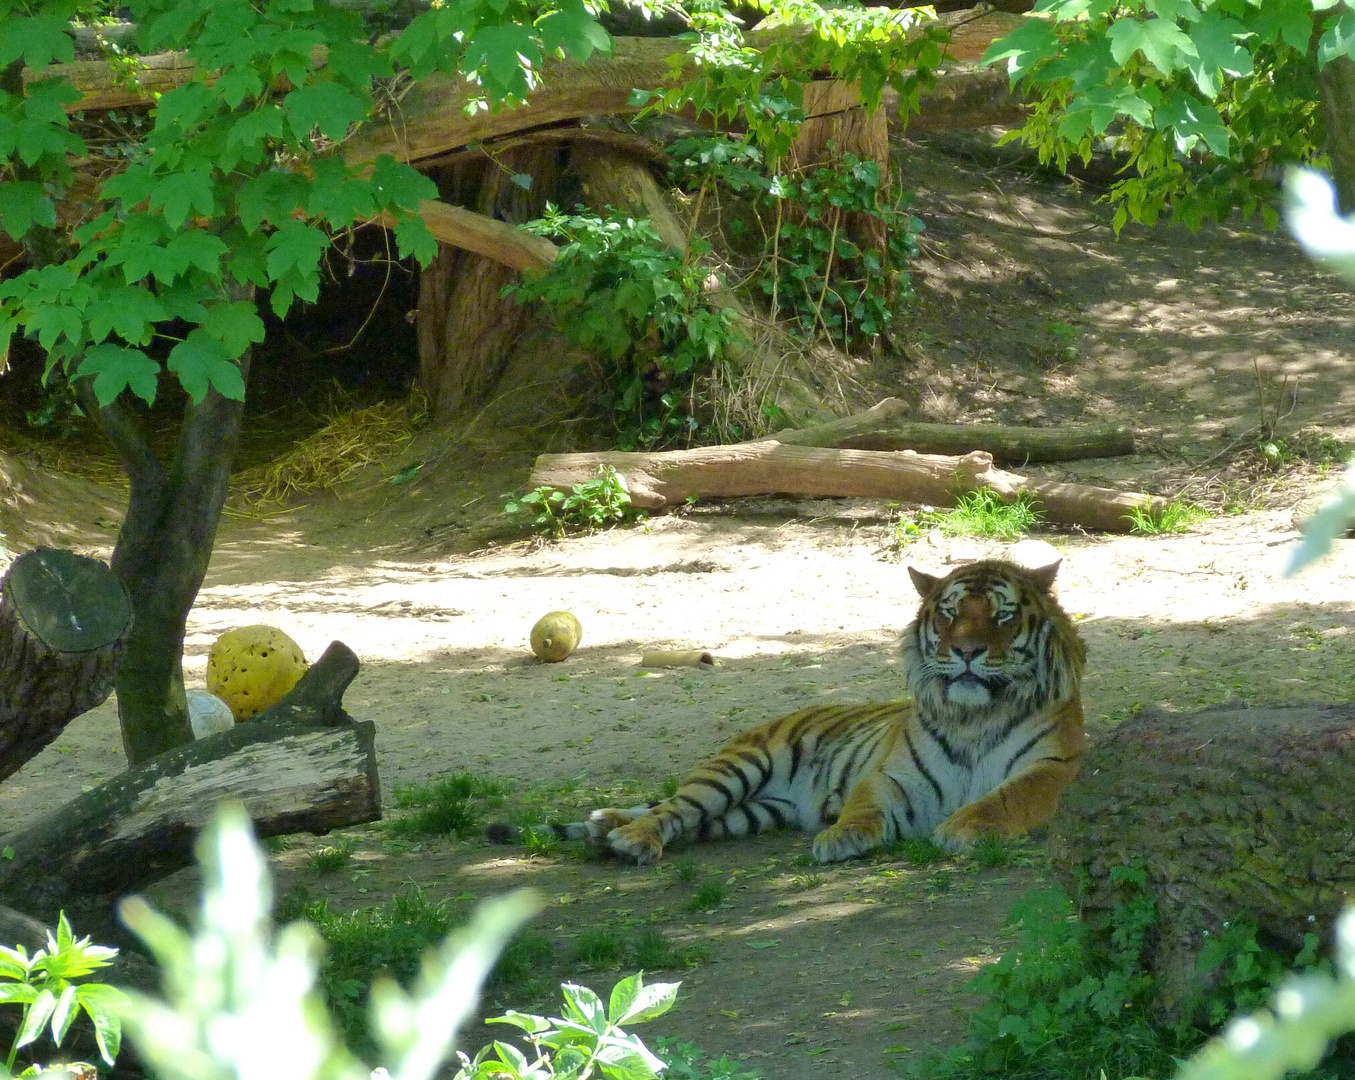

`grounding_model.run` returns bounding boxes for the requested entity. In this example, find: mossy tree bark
[74,282,256,767]
[1319,54,1355,214]
[0,549,131,783]
[1048,701,1355,1023]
